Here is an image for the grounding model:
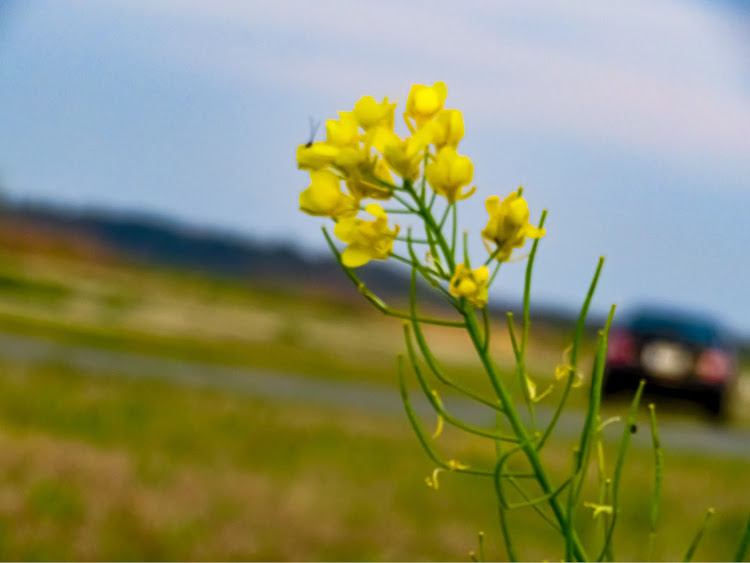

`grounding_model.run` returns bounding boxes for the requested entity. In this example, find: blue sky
[1,1,750,335]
